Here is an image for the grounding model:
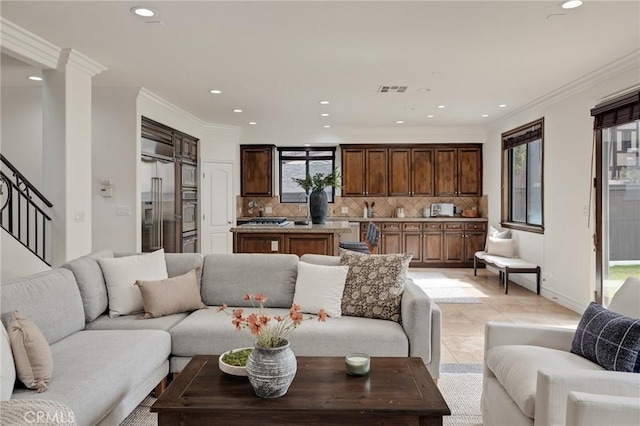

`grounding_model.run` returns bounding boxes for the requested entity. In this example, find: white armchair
[482,277,640,426]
